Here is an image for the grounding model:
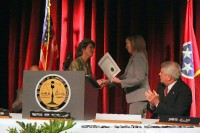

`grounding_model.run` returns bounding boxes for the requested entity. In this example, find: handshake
[96,76,121,88]
[96,79,109,88]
